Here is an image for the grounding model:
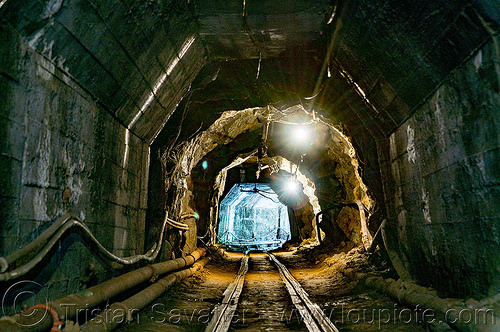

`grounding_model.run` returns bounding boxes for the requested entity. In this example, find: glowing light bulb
[285,180,299,194]
[292,125,310,144]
